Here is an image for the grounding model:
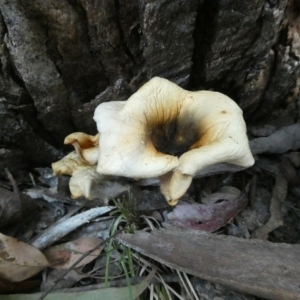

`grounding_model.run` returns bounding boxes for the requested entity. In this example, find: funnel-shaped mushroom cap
[94,102,180,178]
[94,77,254,205]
